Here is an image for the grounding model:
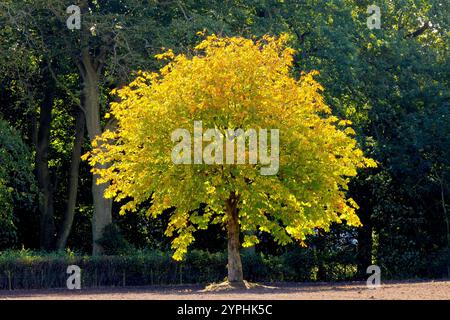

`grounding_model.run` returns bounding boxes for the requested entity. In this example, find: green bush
[96,224,133,255]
